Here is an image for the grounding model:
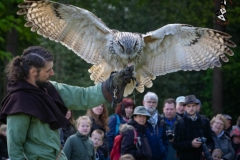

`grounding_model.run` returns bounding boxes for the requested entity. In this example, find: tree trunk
[212,1,225,115]
[3,29,18,96]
